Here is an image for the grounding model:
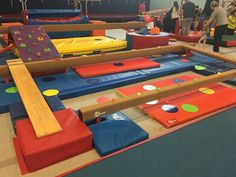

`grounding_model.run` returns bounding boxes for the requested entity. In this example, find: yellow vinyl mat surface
[52,36,127,56]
